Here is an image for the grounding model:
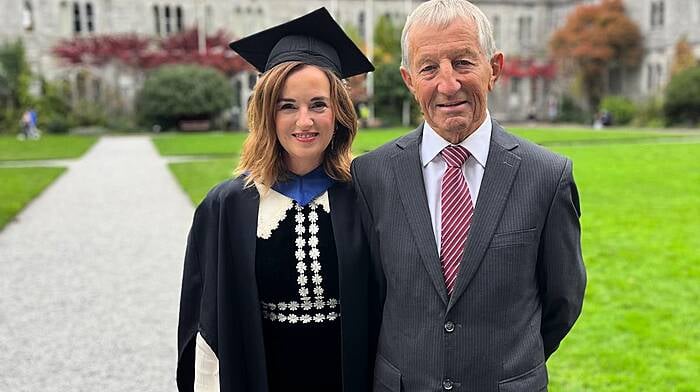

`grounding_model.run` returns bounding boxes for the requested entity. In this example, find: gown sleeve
[178,201,221,391]
[194,332,220,392]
